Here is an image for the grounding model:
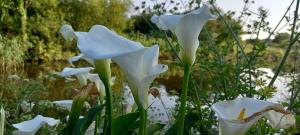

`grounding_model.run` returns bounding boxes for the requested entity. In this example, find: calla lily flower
[60,67,94,86]
[60,67,105,96]
[60,24,76,42]
[211,97,295,135]
[86,73,106,96]
[53,100,73,111]
[68,53,95,67]
[61,24,167,109]
[151,3,217,65]
[114,45,168,109]
[60,24,144,59]
[12,115,59,135]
